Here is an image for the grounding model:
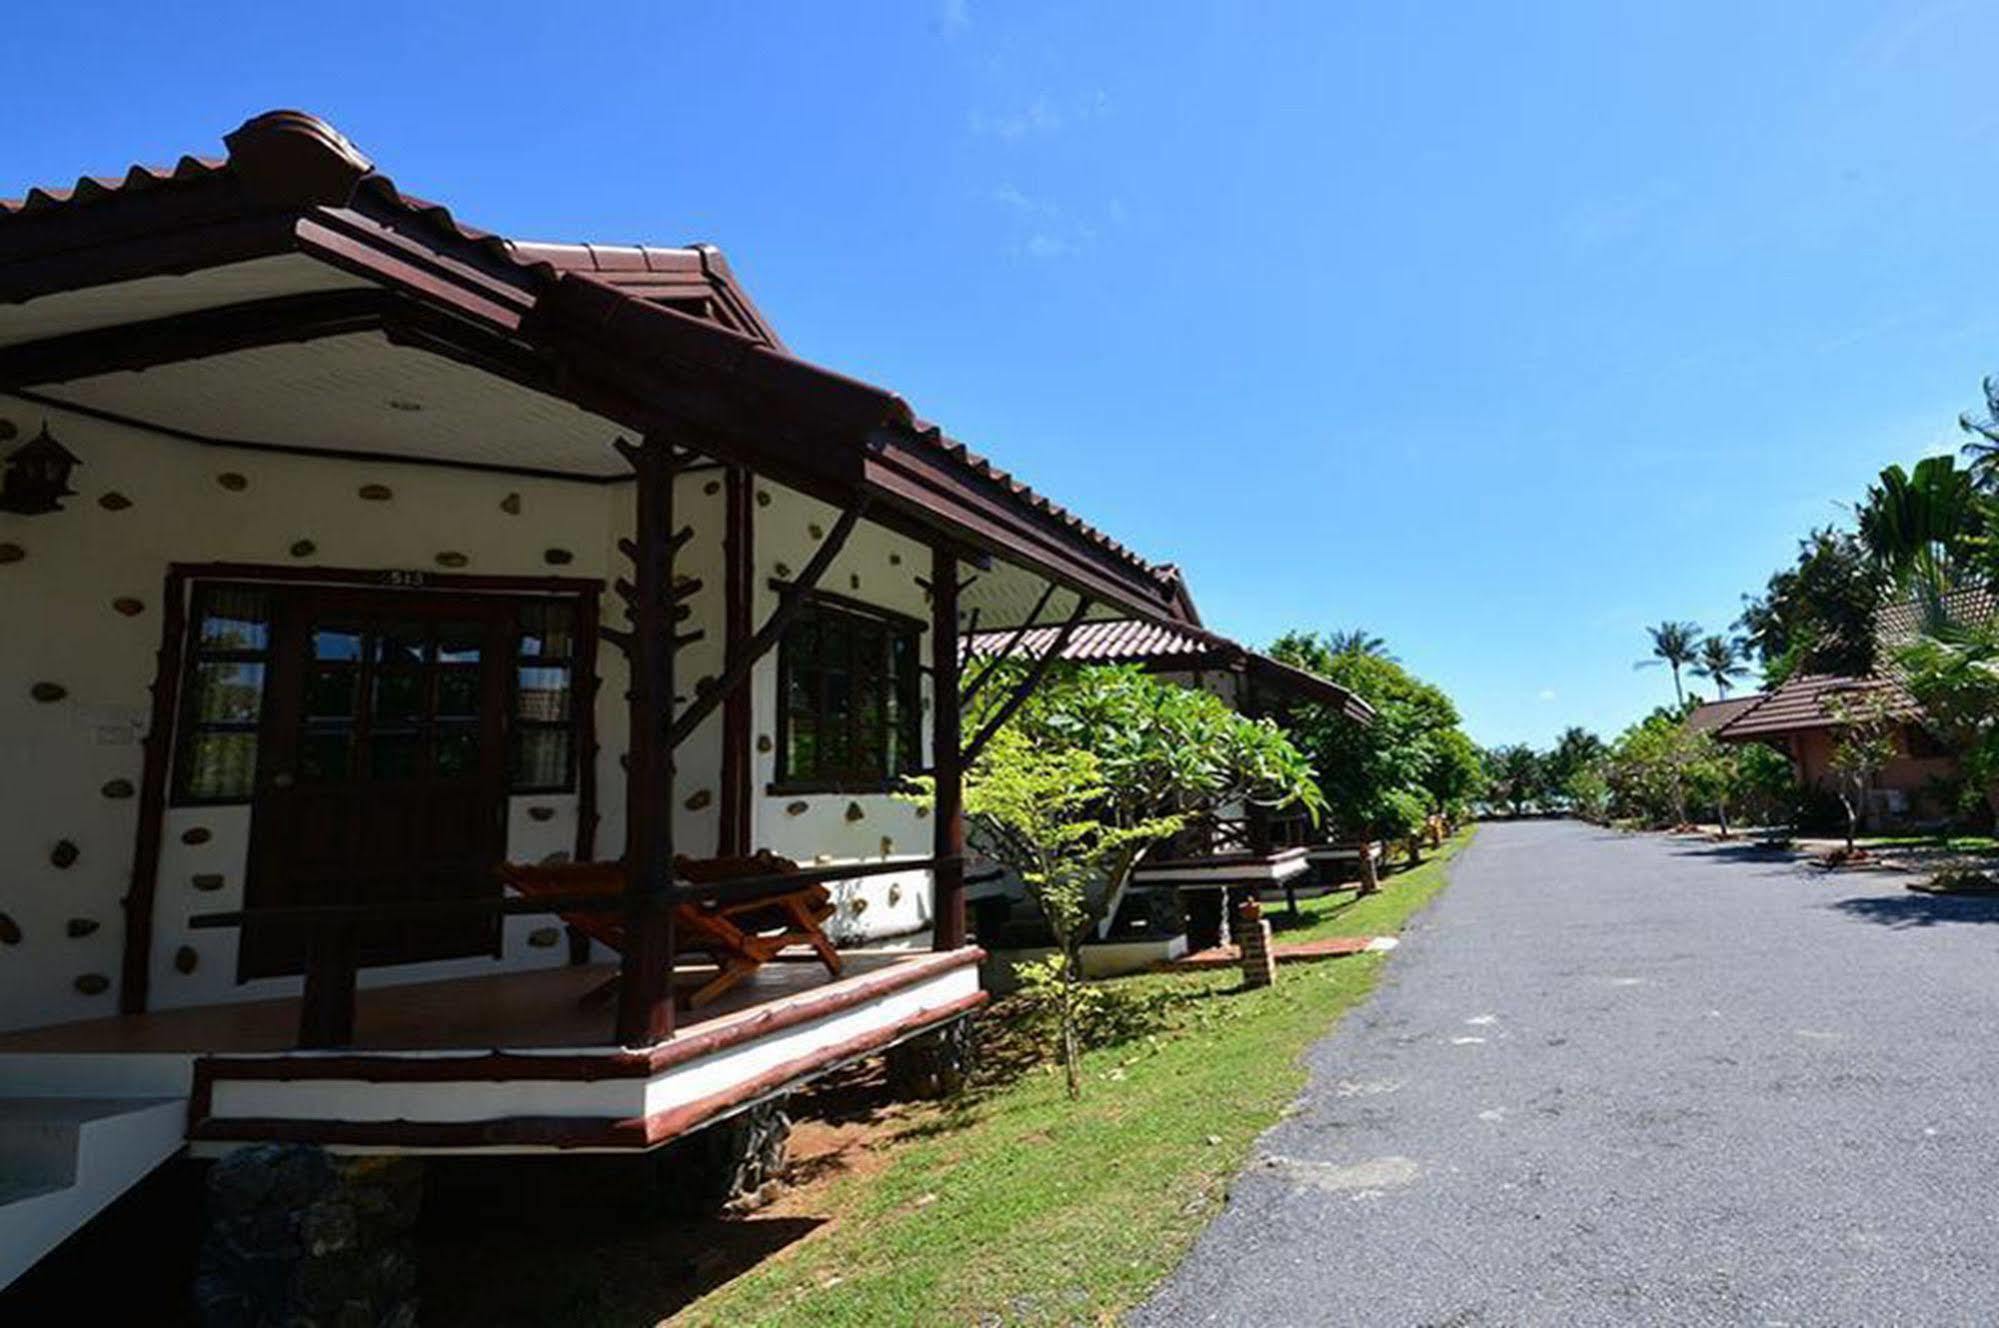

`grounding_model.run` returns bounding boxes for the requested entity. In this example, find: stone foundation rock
[886,1016,977,1099]
[196,1144,422,1328]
